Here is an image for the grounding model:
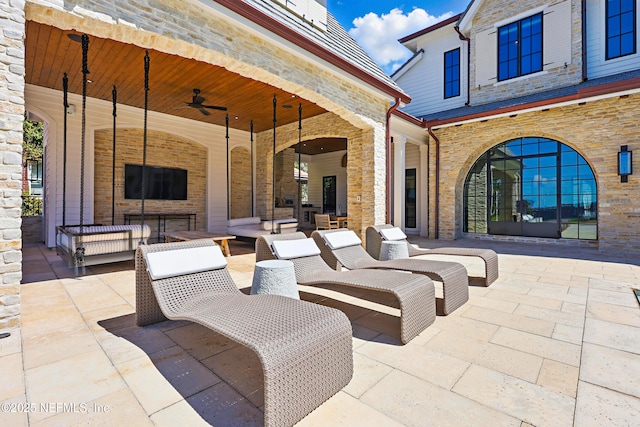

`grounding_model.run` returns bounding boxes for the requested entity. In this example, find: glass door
[489,153,560,238]
[322,175,336,215]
